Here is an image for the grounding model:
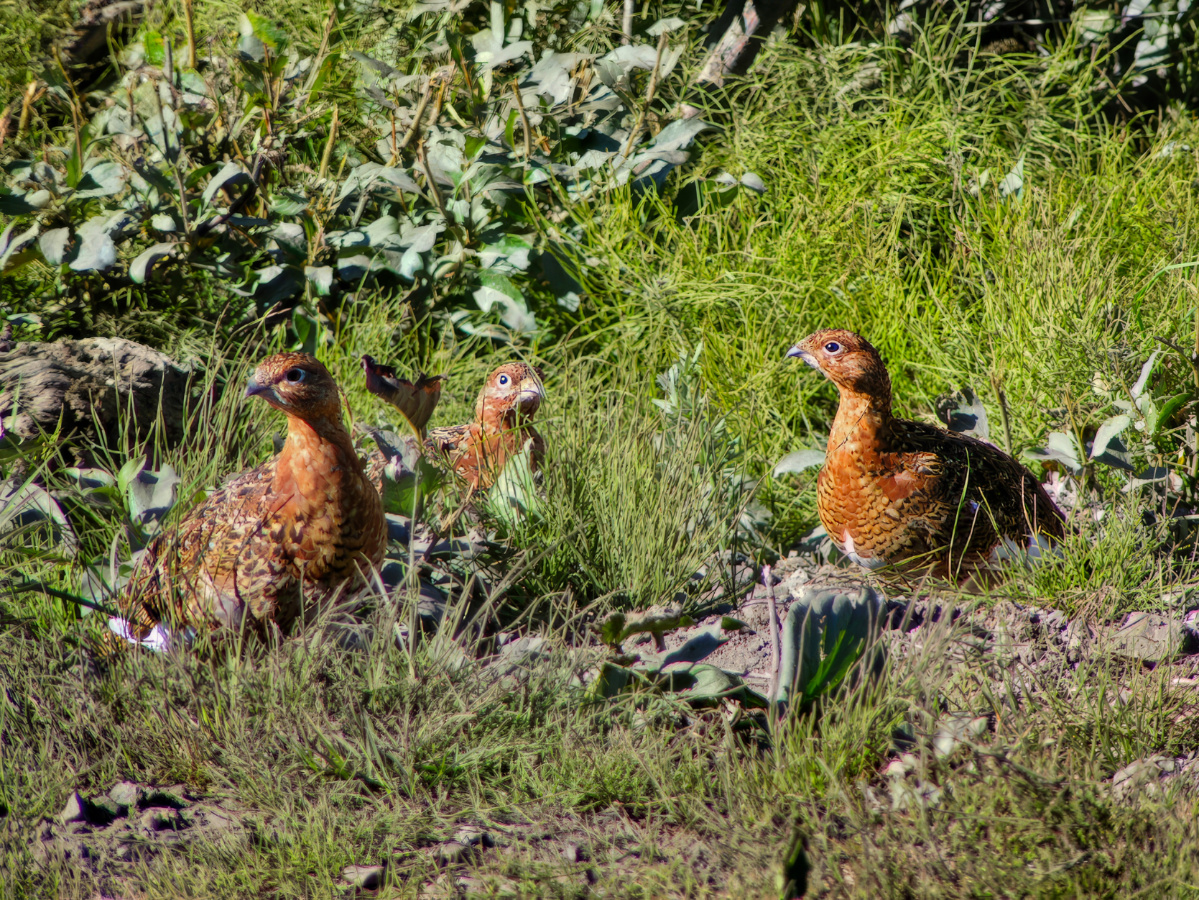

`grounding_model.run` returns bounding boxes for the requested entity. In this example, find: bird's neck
[827,389,893,459]
[275,415,363,506]
[480,405,520,434]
